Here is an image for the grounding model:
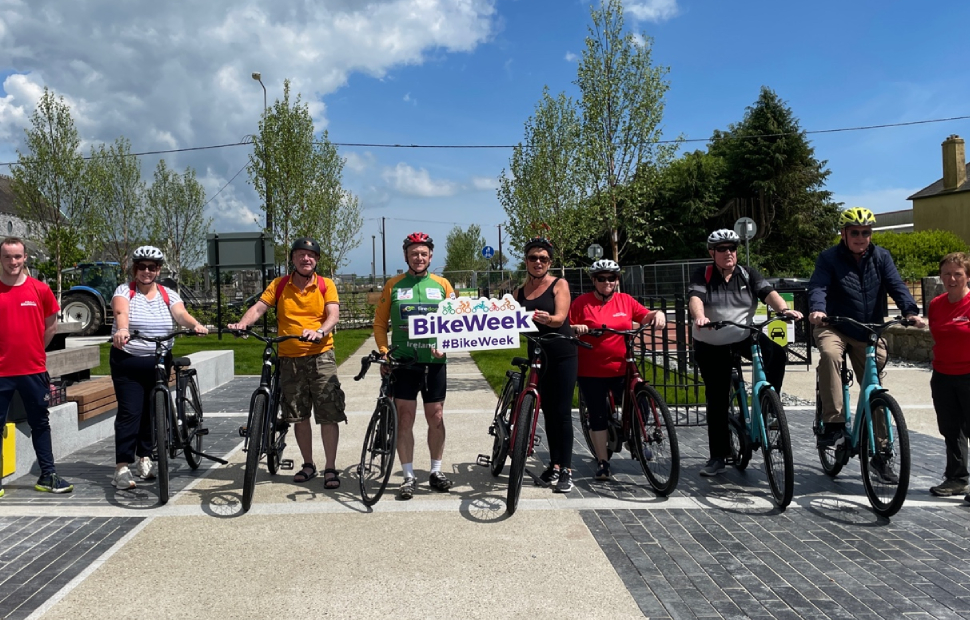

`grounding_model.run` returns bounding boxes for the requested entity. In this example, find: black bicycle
[129,330,226,505]
[228,329,307,512]
[353,346,413,507]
